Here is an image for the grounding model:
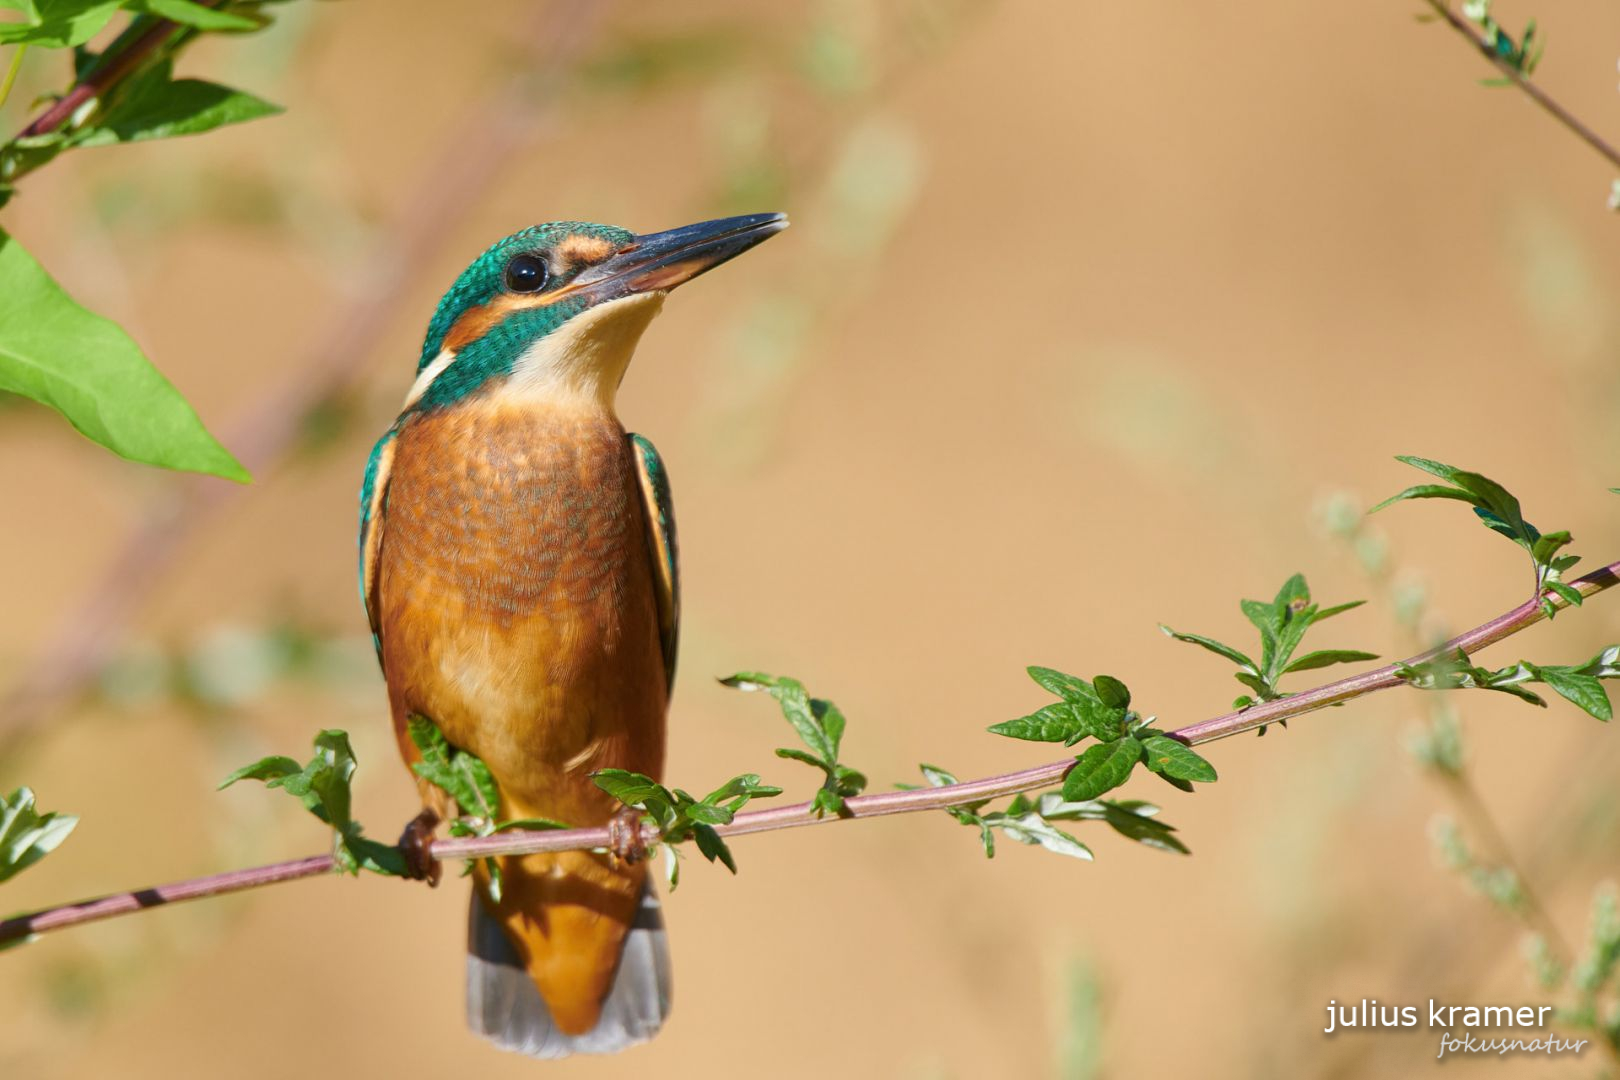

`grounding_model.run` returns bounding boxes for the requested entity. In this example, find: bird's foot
[607,807,649,867]
[397,807,442,886]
